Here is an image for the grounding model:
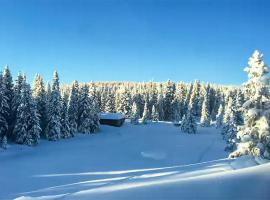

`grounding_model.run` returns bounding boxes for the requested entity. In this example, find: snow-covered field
[1,122,269,200]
